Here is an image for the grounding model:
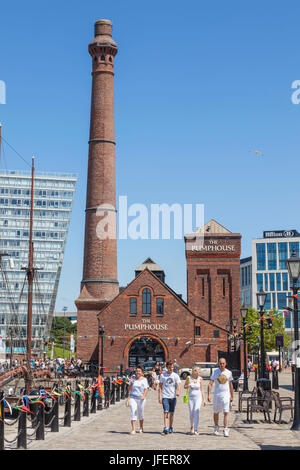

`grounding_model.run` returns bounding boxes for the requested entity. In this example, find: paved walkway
[28,371,300,450]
